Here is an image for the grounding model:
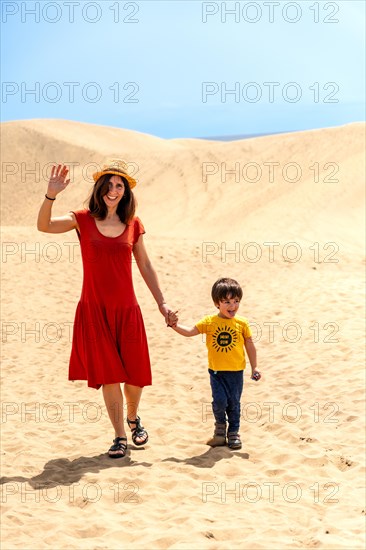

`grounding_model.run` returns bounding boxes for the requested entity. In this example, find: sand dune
[1,120,365,549]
